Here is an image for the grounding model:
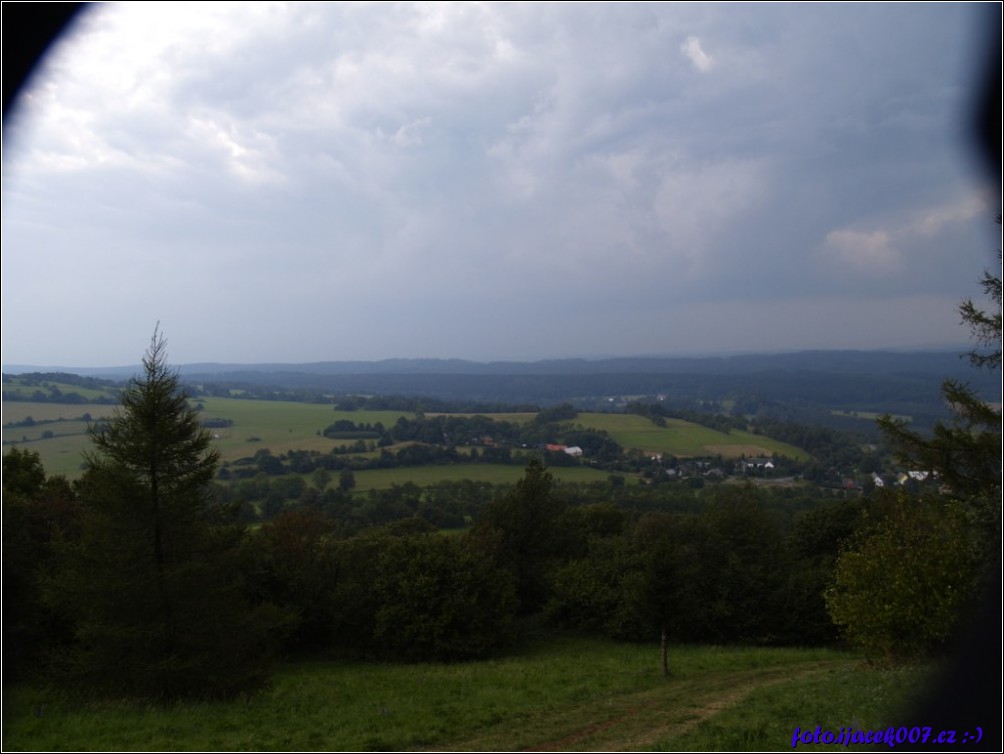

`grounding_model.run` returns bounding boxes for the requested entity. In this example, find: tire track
[525,661,840,752]
[418,660,844,752]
